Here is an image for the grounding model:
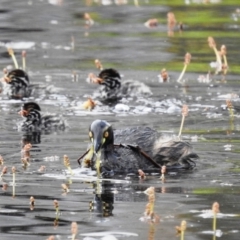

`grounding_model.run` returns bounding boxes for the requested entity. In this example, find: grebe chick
[1,69,31,99]
[19,102,67,132]
[88,68,152,104]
